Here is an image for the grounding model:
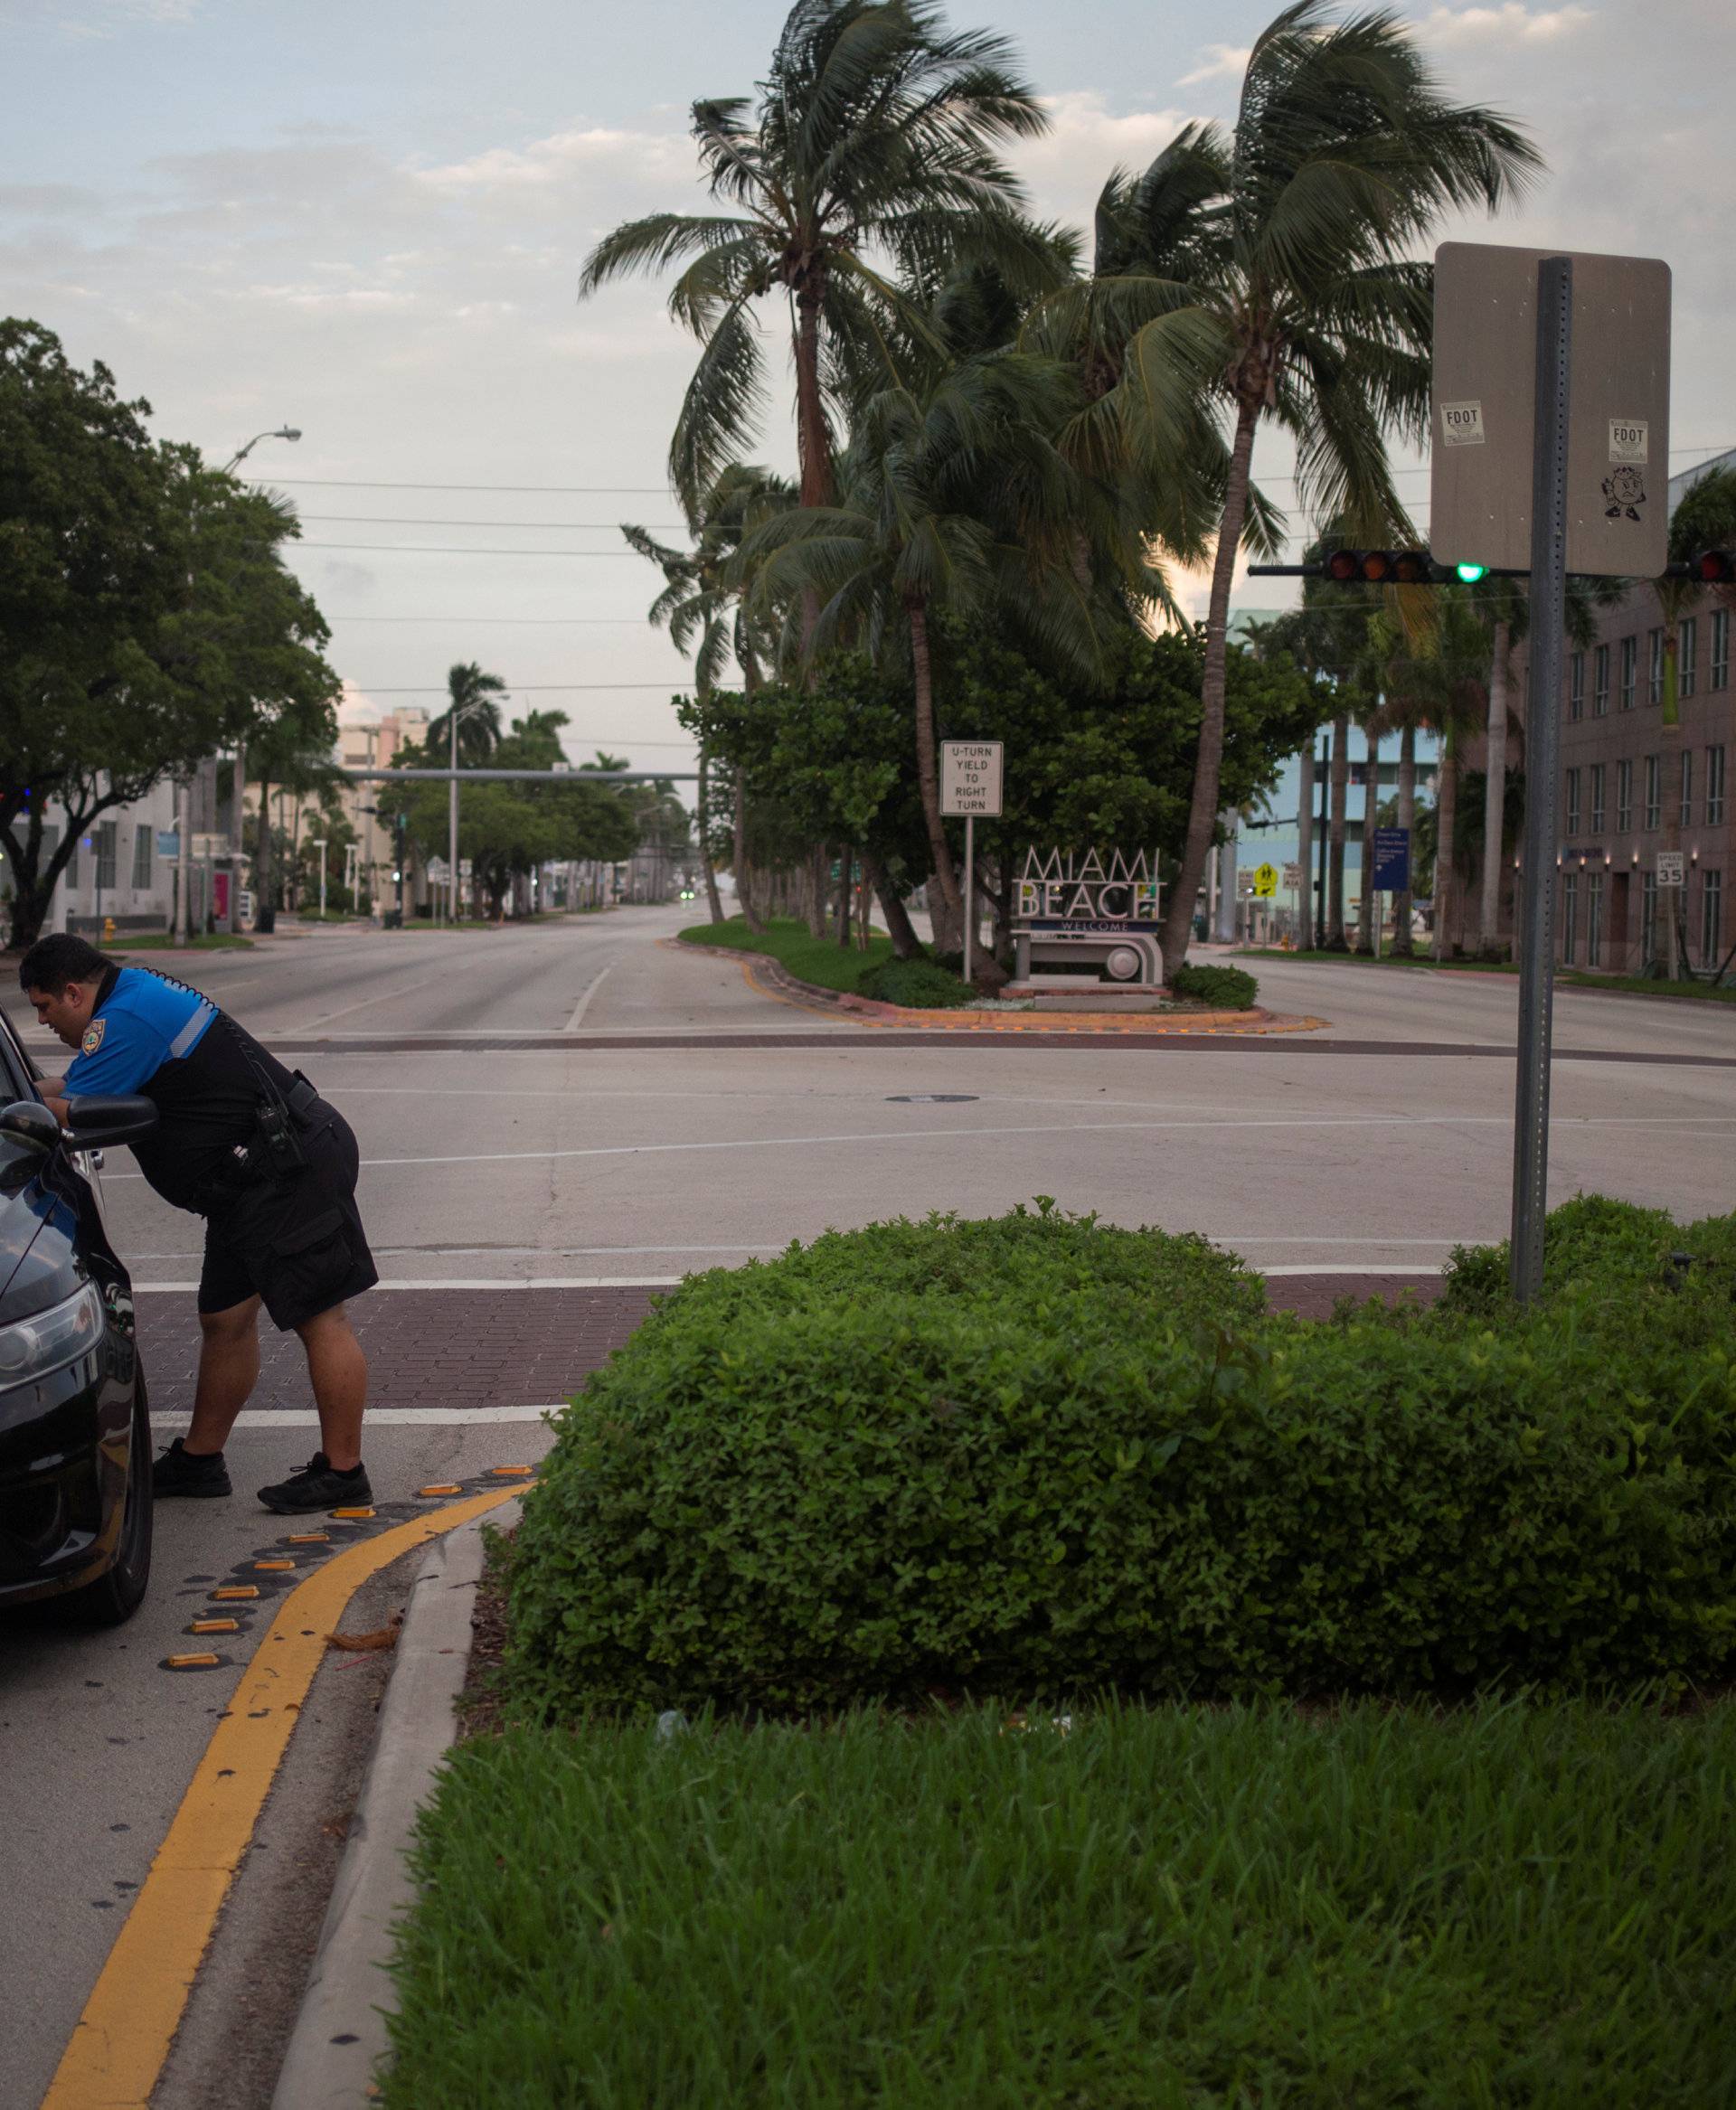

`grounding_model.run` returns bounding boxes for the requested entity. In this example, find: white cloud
[1421,4,1595,48]
[1177,44,1251,88]
[413,125,693,196]
[1019,92,1194,227]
